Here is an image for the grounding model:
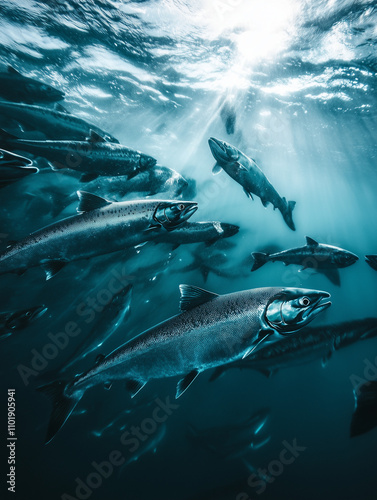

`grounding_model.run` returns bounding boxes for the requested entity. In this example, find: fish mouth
[345,252,359,265]
[181,202,198,220]
[308,292,332,319]
[208,137,228,163]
